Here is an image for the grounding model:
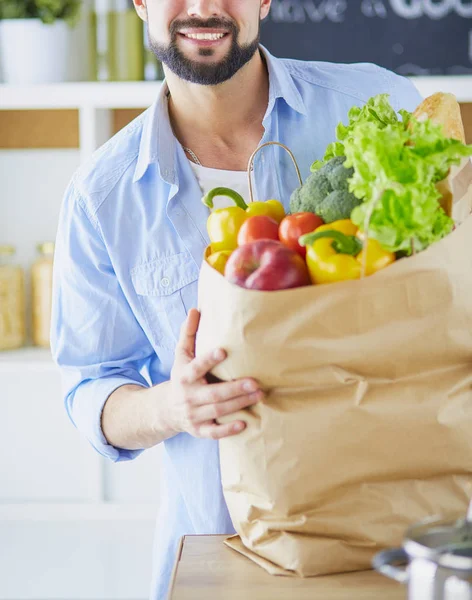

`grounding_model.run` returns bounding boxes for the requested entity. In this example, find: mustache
[169,17,238,36]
